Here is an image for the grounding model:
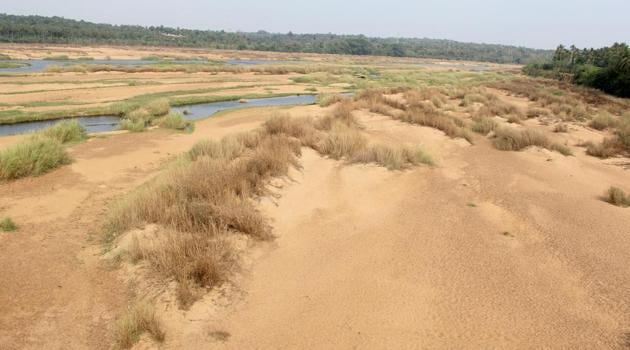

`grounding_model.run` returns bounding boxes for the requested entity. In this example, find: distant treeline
[0,14,552,64]
[524,43,630,97]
